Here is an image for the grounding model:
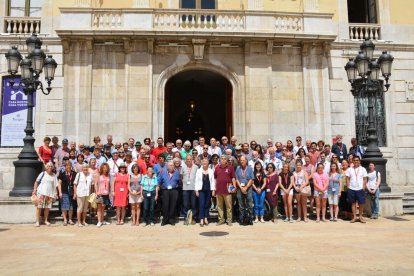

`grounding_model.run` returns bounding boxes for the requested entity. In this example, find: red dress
[39,145,53,164]
[113,173,129,207]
